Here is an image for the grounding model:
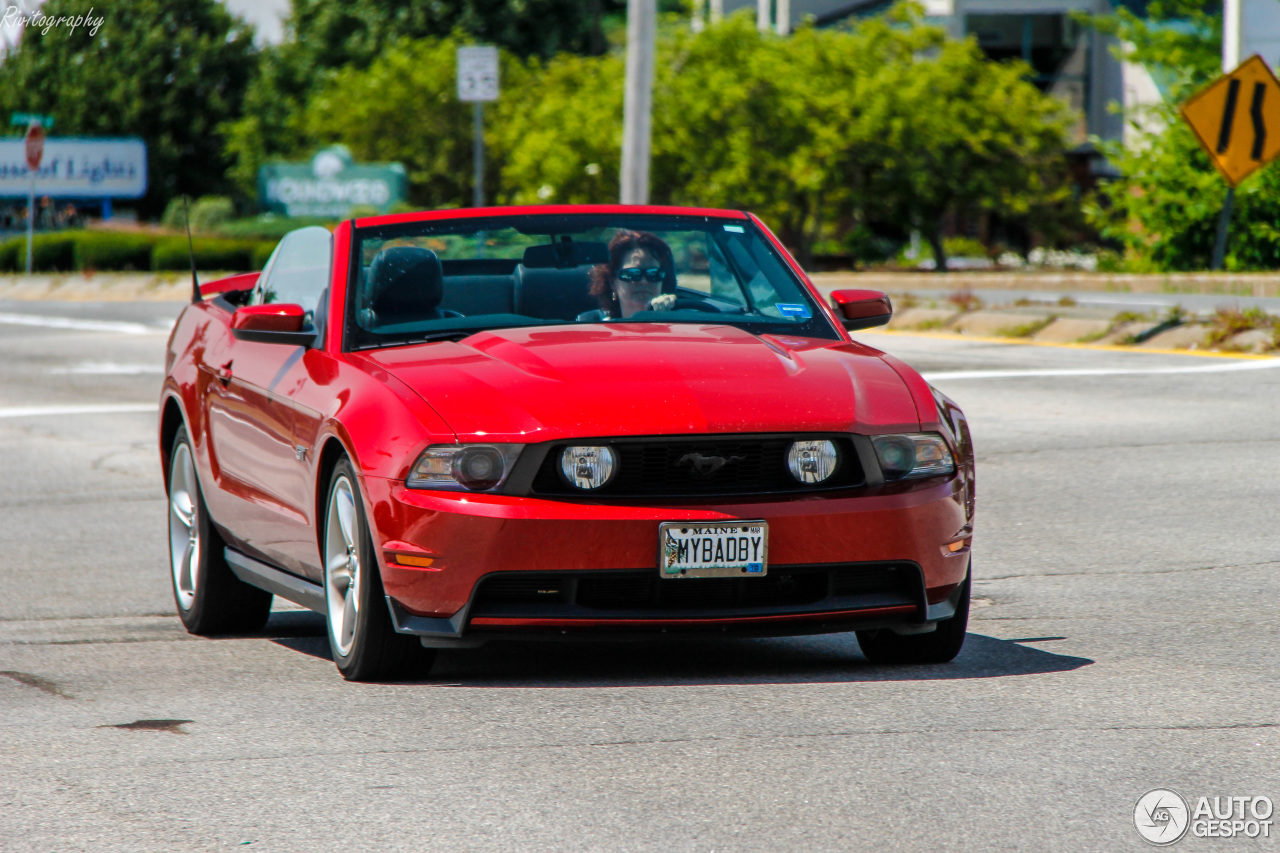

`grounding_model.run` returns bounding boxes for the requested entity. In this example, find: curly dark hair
[588,230,677,313]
